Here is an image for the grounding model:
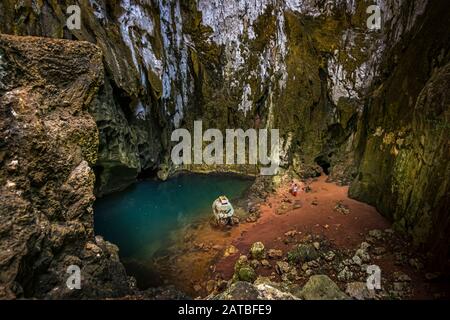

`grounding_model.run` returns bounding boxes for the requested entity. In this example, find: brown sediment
[213,176,390,276]
[154,176,383,294]
[153,176,446,299]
